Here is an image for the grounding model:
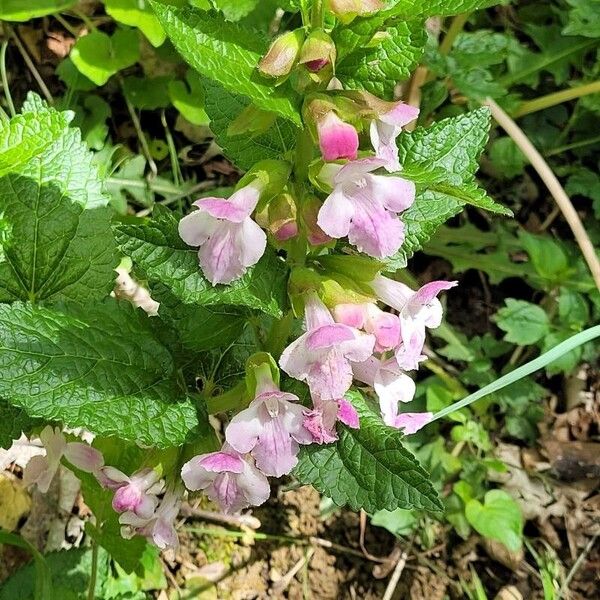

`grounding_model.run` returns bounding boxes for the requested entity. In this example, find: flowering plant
[8,0,599,584]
